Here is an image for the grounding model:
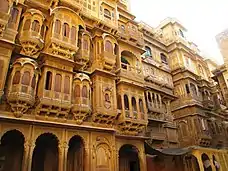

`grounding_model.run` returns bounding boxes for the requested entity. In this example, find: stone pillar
[194,153,204,171]
[26,141,35,171]
[58,144,64,171]
[22,141,29,171]
[208,153,216,171]
[84,147,90,171]
[63,142,68,171]
[139,149,147,171]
